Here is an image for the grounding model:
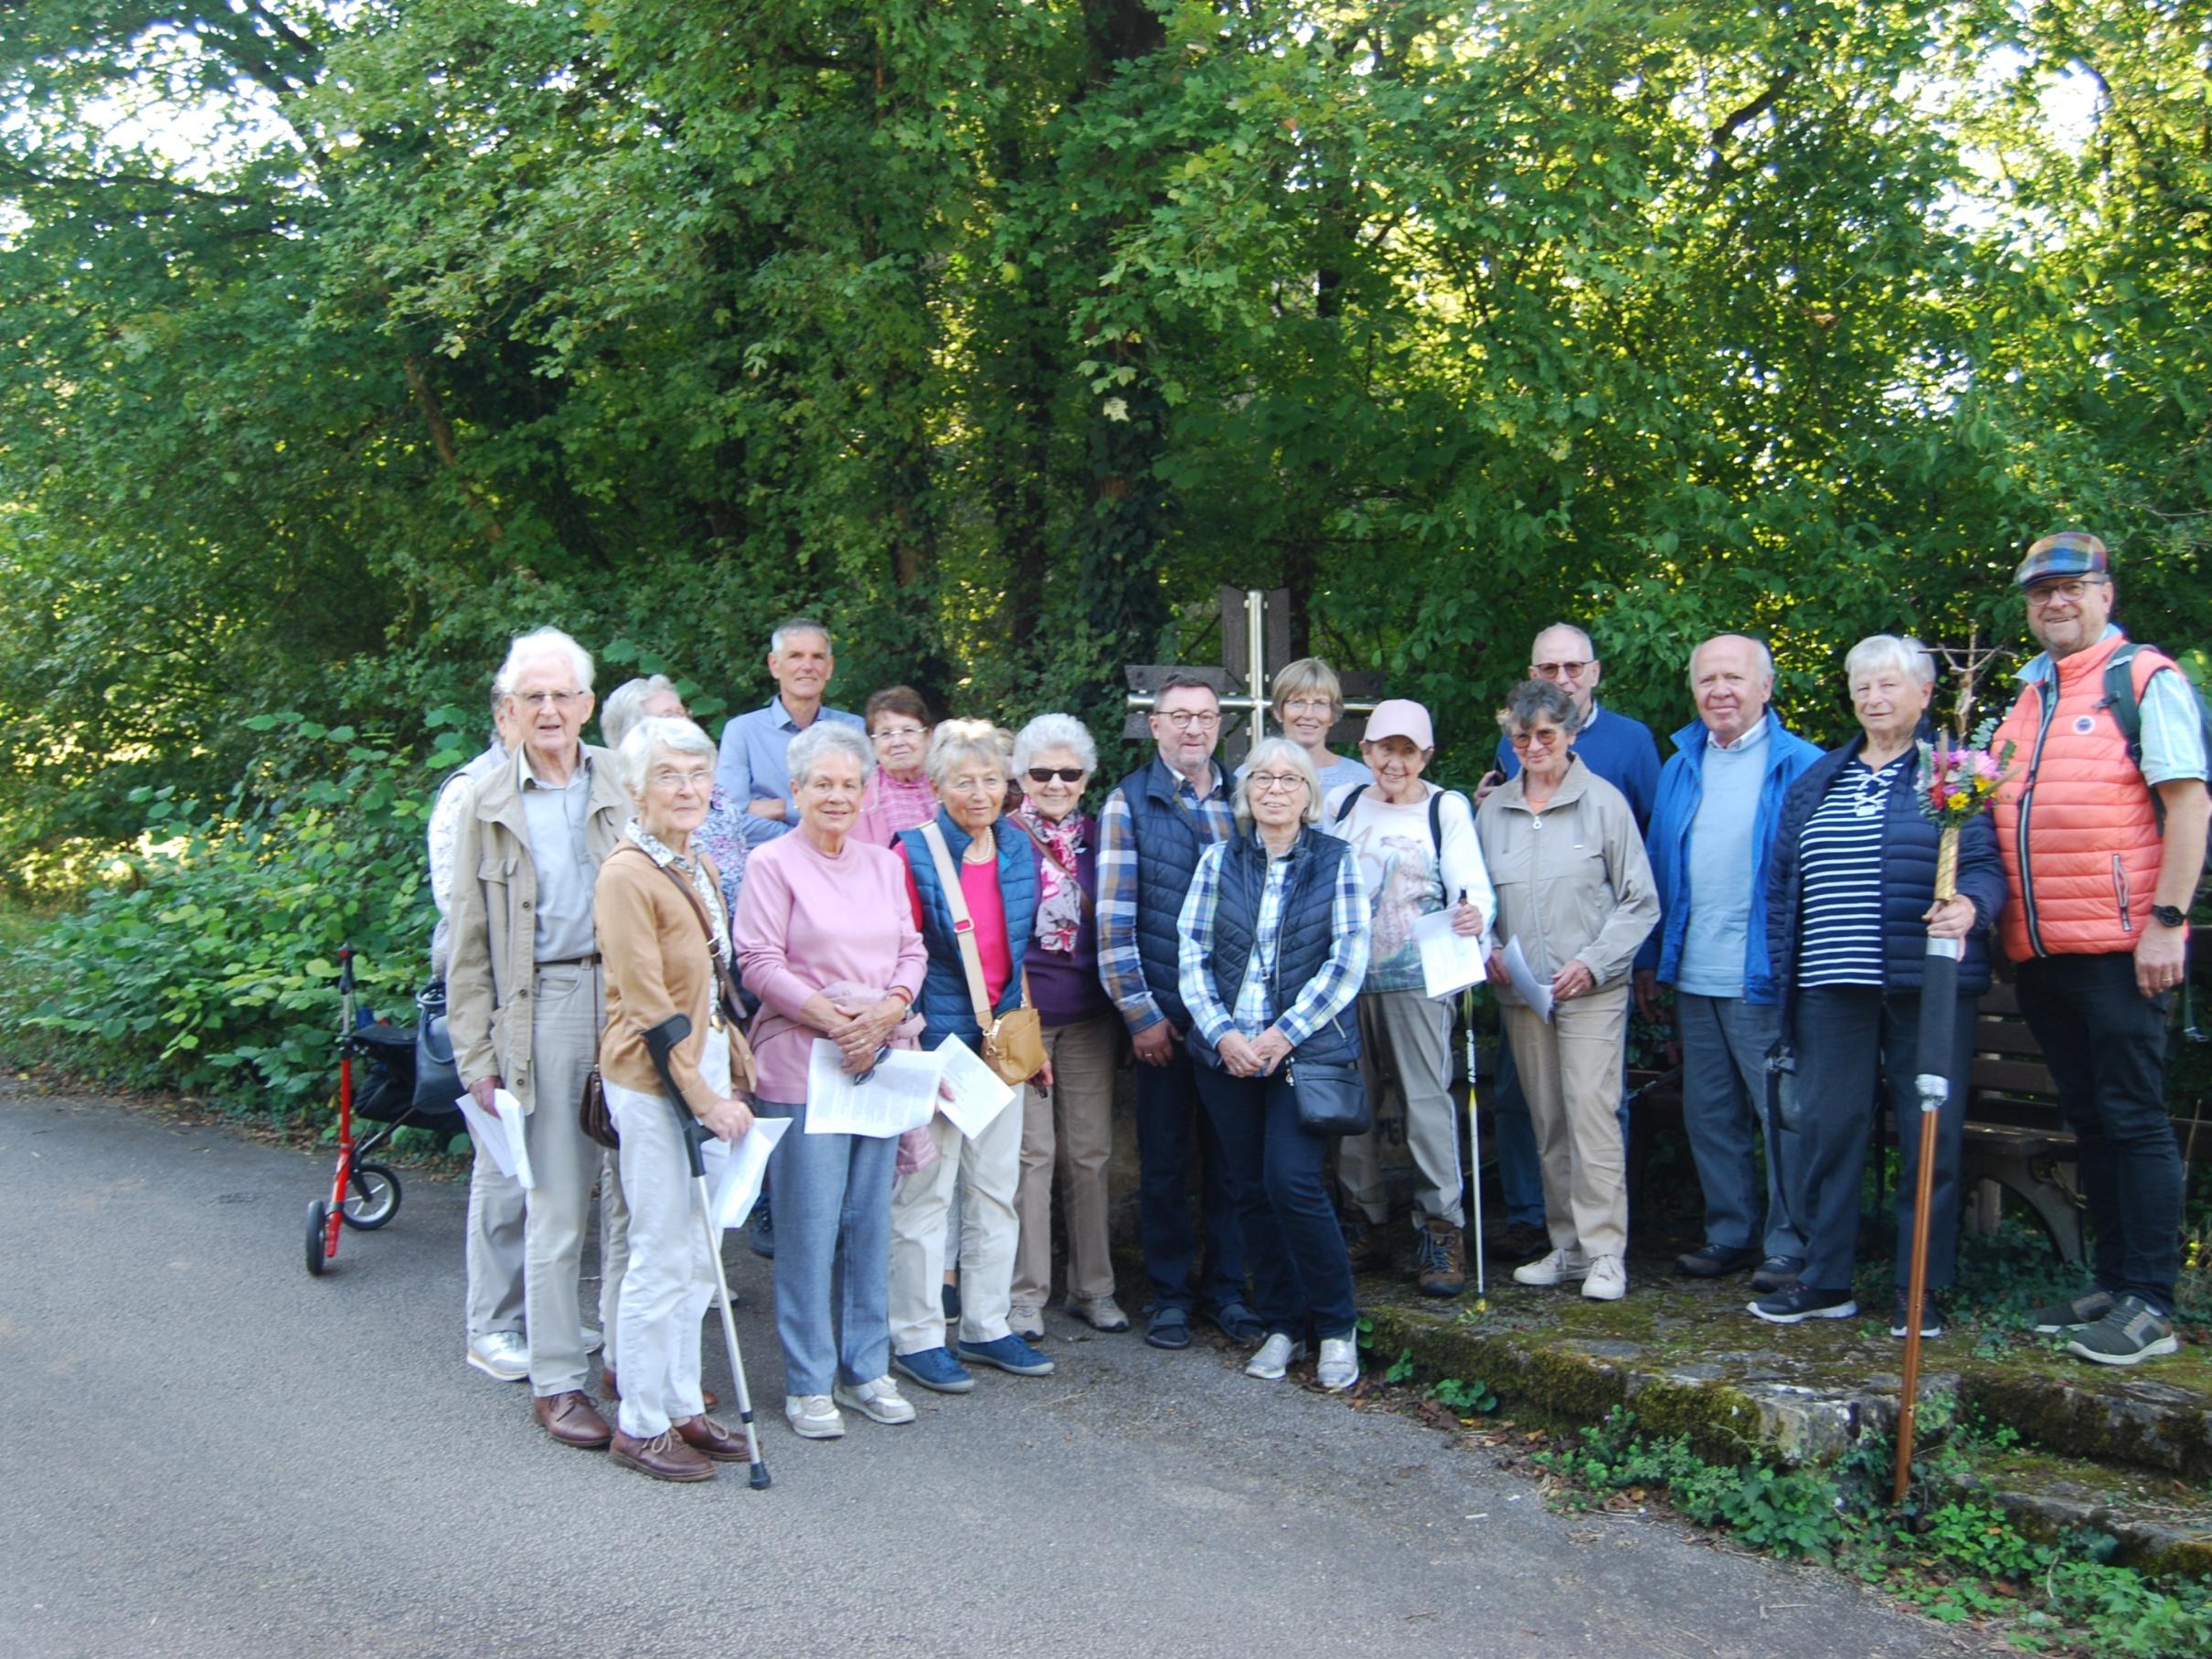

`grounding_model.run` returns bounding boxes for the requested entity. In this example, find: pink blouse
[856,770,939,848]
